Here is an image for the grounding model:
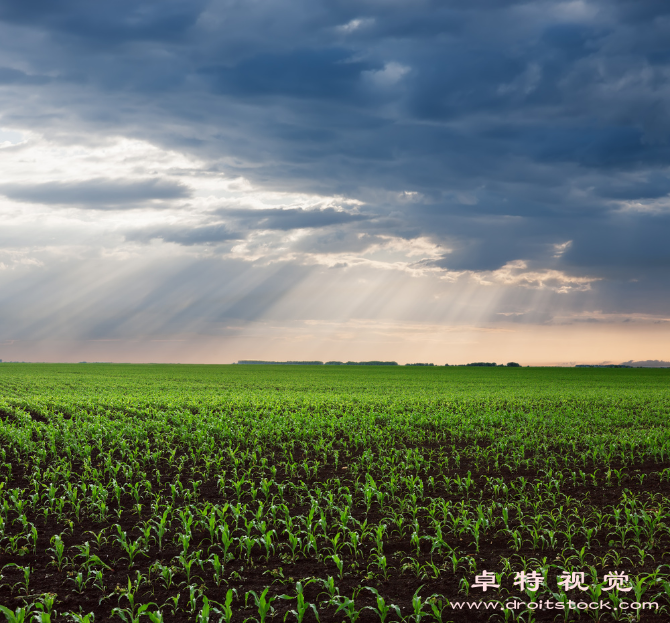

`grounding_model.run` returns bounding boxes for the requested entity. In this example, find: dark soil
[1,448,668,623]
